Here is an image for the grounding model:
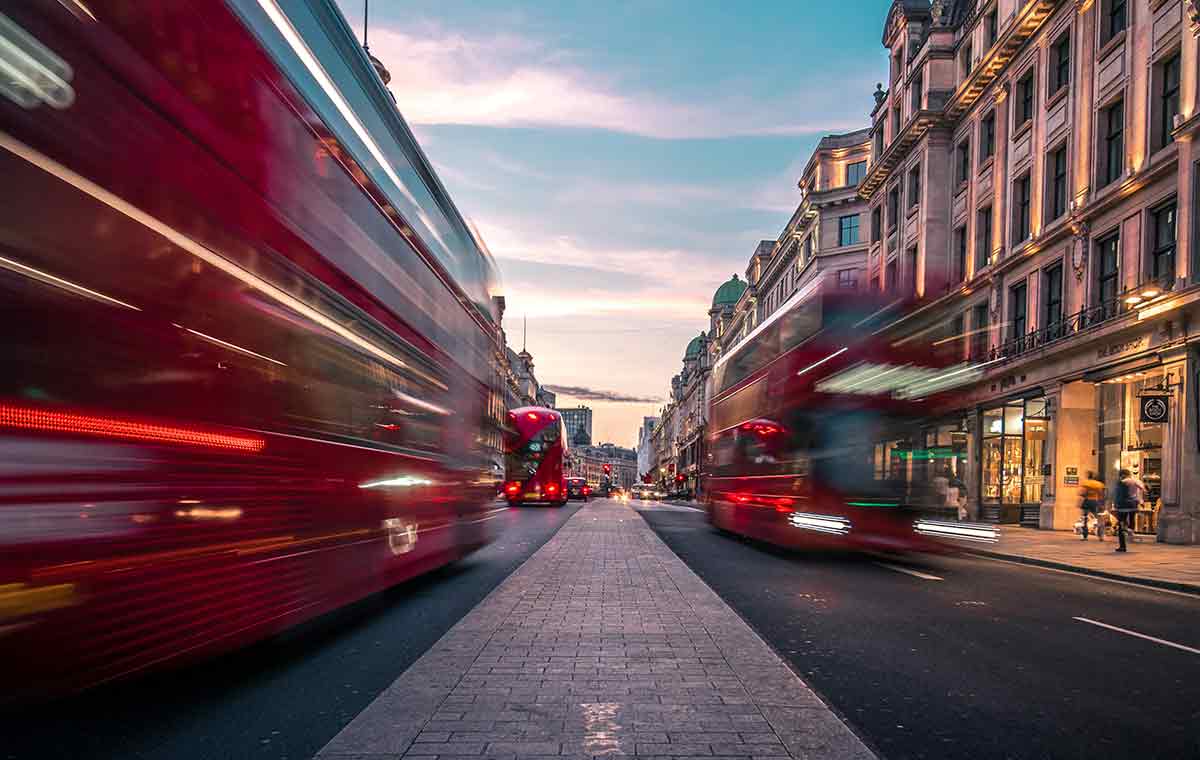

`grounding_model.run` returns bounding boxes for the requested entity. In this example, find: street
[0,503,581,760]
[635,502,1200,760]
[4,499,1196,760]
